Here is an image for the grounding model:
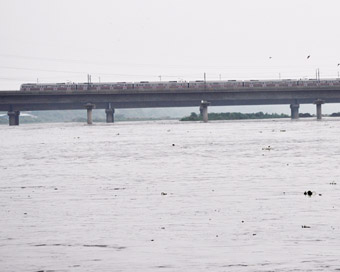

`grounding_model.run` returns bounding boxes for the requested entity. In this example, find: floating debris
[302,225,311,228]
[161,192,167,196]
[172,144,175,146]
[304,191,313,196]
[262,146,272,151]
[280,130,286,132]
[83,244,108,248]
[330,182,337,185]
